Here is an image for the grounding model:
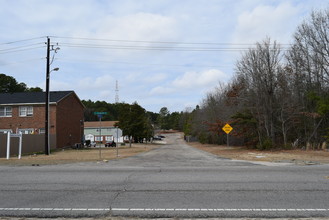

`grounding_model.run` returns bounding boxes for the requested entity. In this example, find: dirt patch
[0,144,160,166]
[187,142,329,165]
